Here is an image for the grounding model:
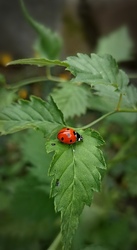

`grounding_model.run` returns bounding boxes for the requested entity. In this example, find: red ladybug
[57,127,83,144]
